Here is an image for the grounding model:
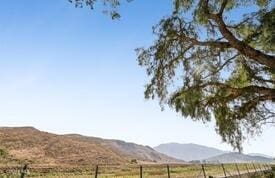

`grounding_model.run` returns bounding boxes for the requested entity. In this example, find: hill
[0,127,182,168]
[154,143,226,161]
[248,153,274,159]
[205,152,274,163]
